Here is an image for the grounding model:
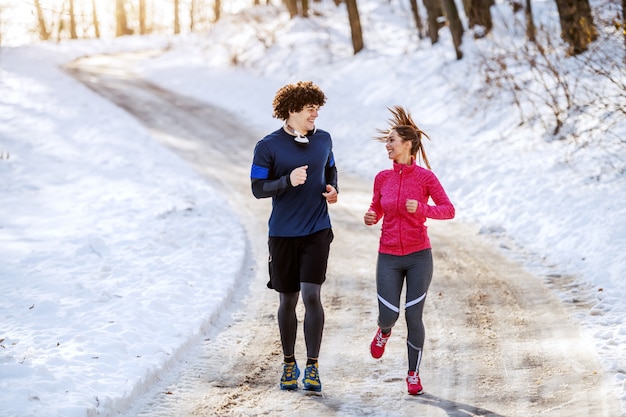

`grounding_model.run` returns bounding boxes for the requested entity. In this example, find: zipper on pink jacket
[397,167,405,254]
